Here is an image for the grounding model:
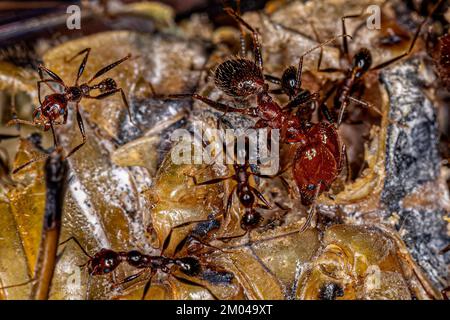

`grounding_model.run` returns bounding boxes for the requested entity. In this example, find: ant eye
[307,184,316,190]
[103,268,111,274]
